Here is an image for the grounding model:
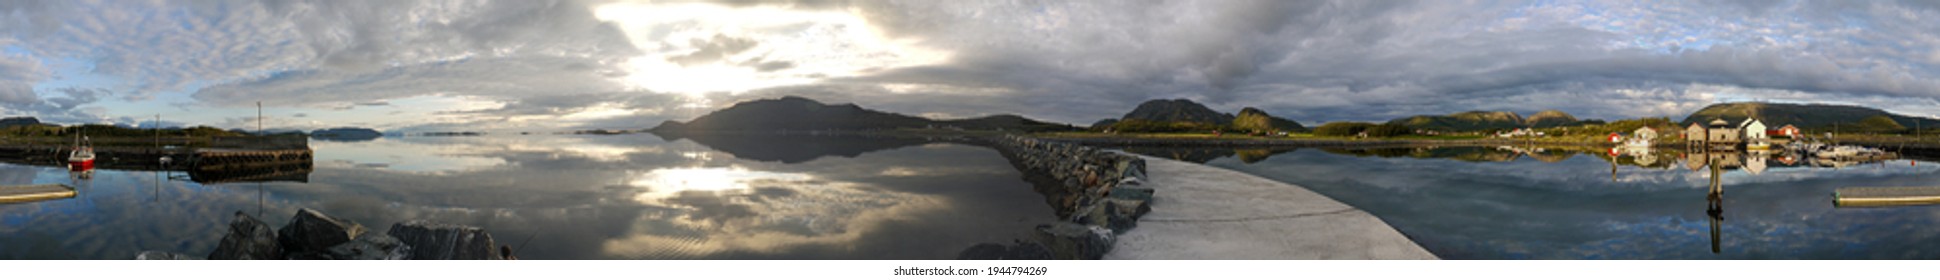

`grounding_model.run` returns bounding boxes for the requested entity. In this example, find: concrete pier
[0,184,76,204]
[1105,155,1437,259]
